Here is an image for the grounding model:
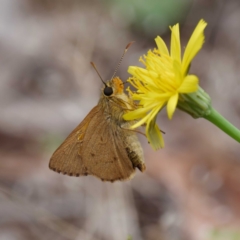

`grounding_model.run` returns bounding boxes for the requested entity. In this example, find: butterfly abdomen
[124,132,146,172]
